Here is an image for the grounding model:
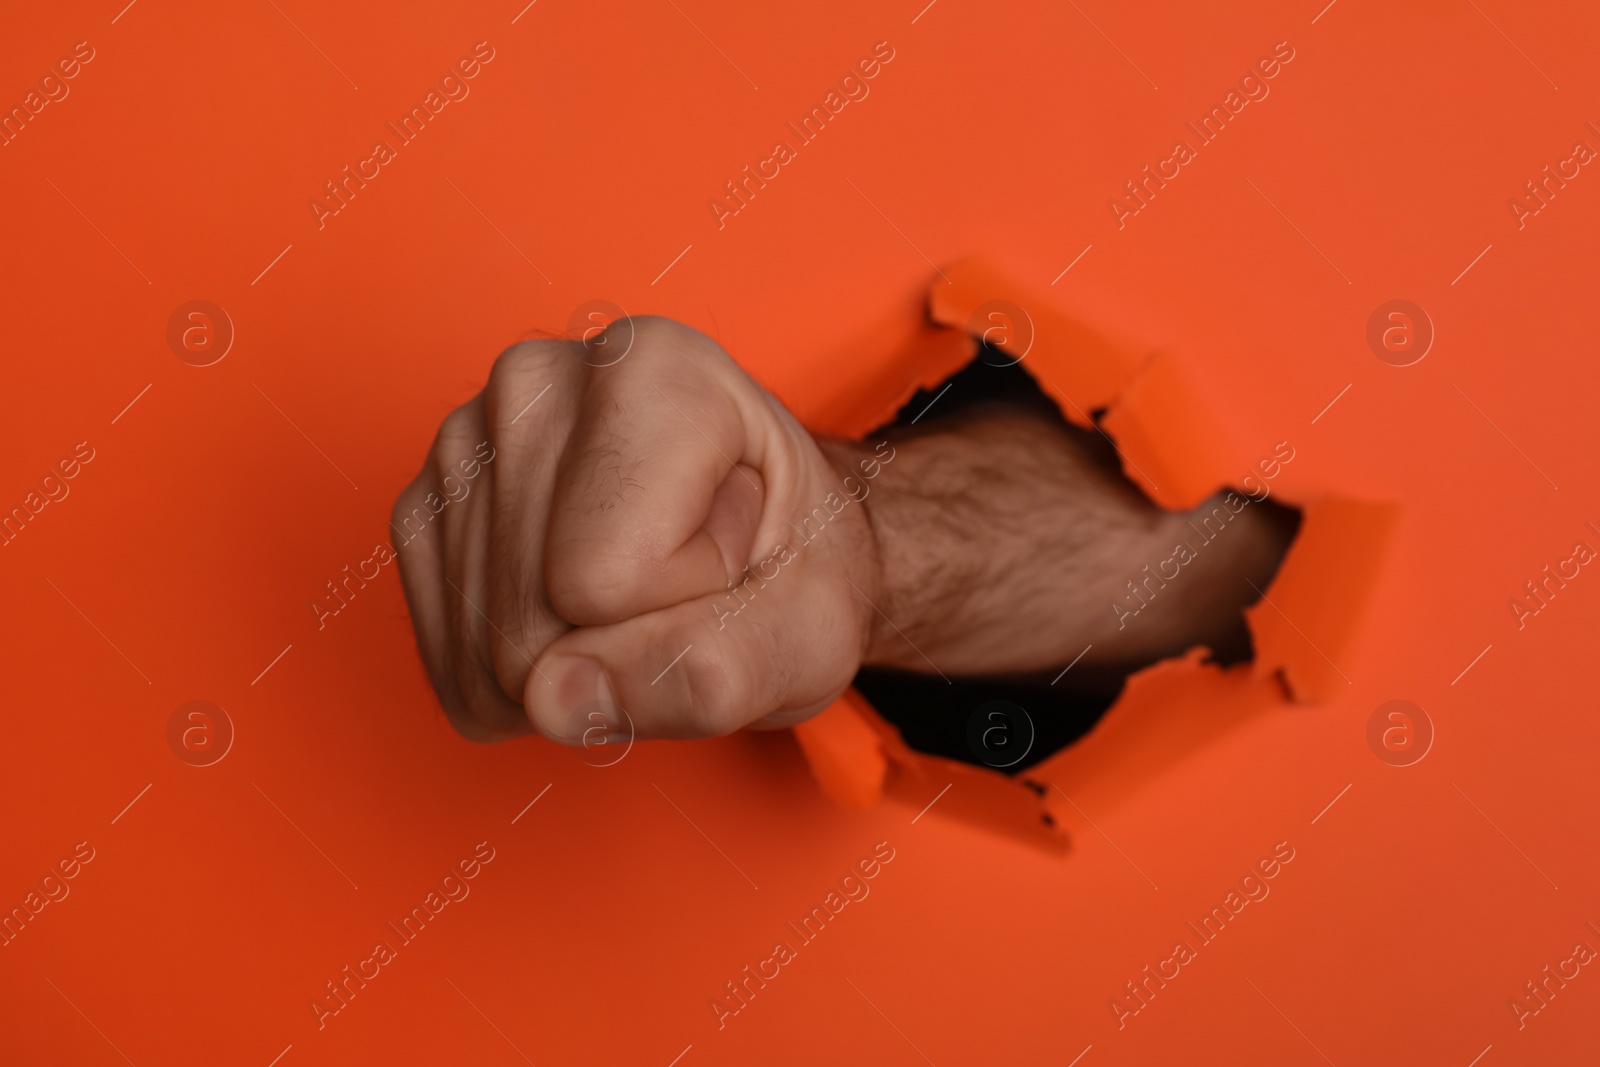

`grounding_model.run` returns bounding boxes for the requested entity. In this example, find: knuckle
[389,480,418,534]
[545,551,644,625]
[423,415,478,496]
[617,315,708,359]
[390,481,431,555]
[616,313,675,339]
[436,400,479,453]
[485,345,533,399]
[681,645,754,736]
[486,341,563,417]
